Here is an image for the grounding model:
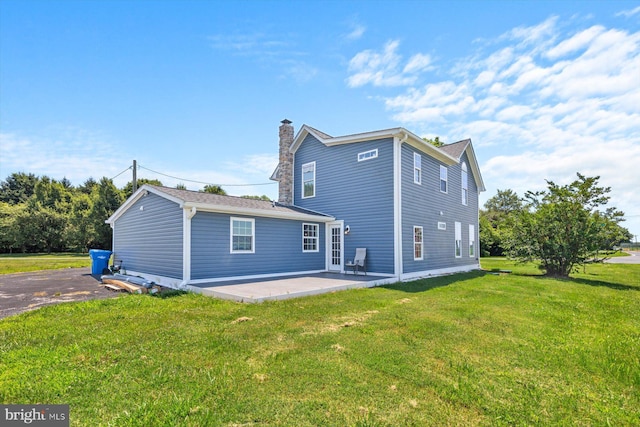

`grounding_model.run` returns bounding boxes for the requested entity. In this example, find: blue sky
[1,0,639,237]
